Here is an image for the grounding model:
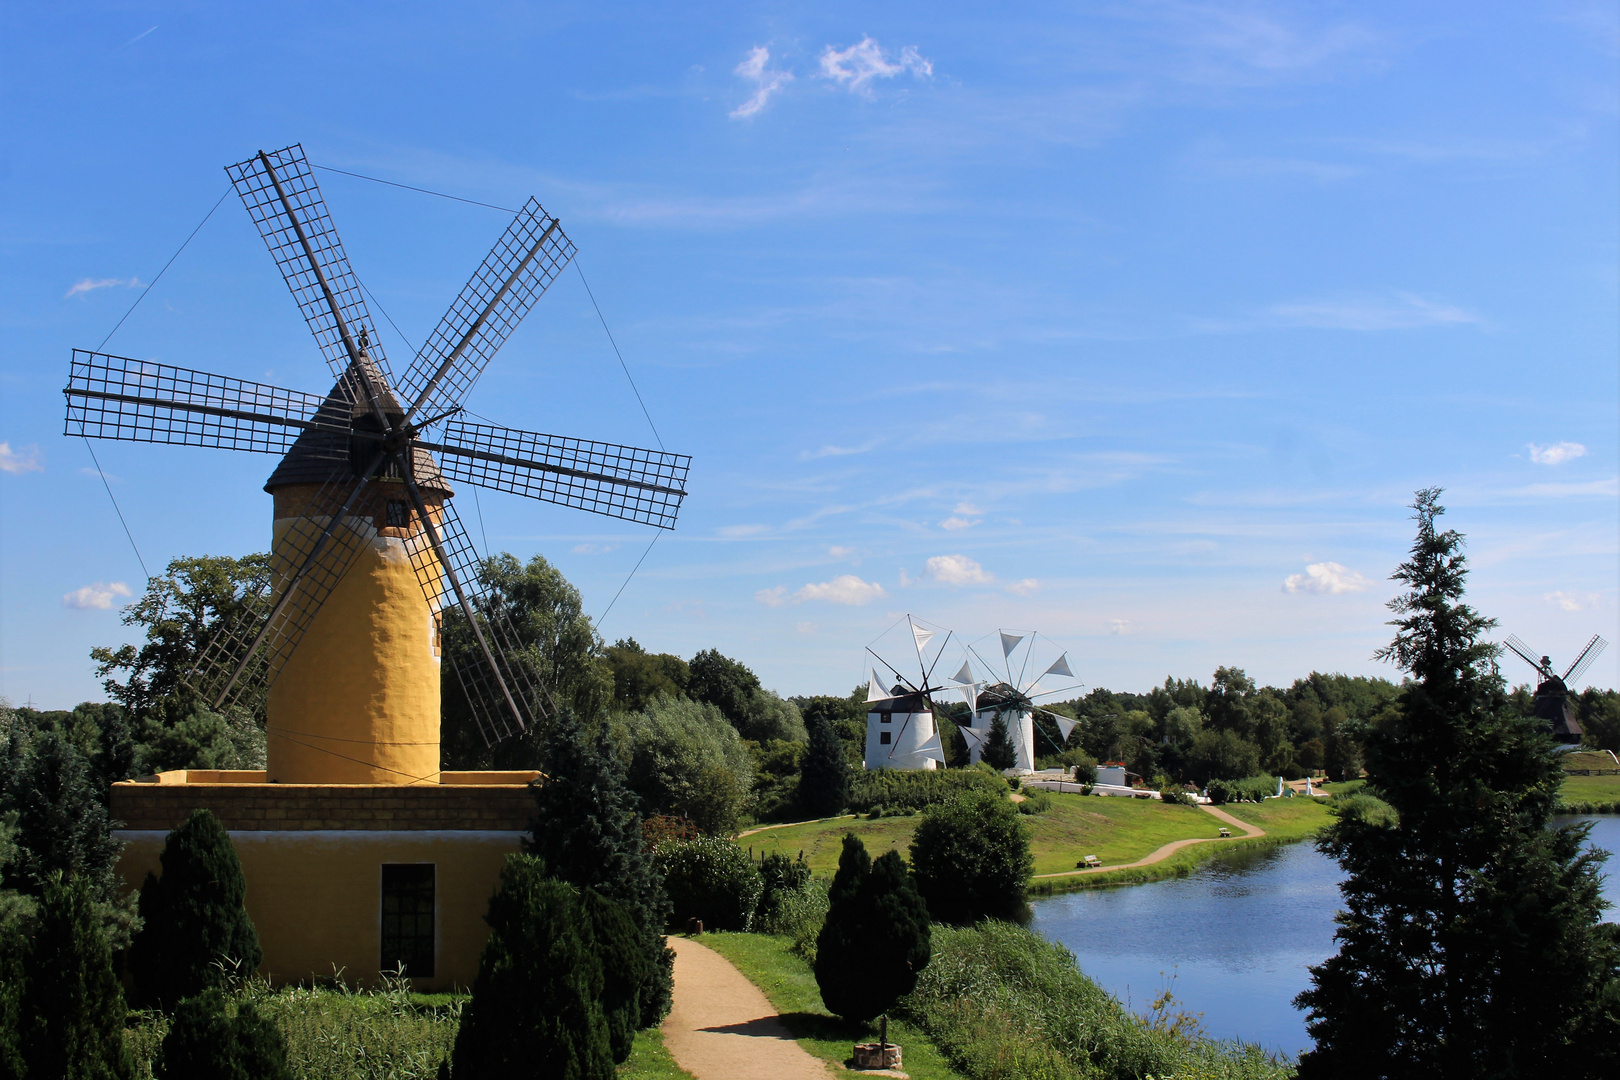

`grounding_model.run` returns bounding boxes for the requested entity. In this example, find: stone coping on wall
[111,770,540,832]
